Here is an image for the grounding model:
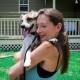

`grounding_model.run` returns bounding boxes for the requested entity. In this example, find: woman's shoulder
[38,41,54,50]
[40,41,57,49]
[38,41,59,56]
